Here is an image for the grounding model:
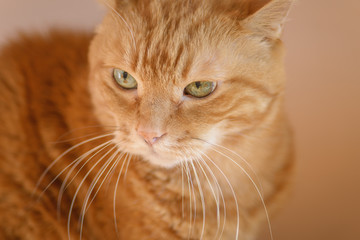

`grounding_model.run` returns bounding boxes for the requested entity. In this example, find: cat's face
[88,0,289,167]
